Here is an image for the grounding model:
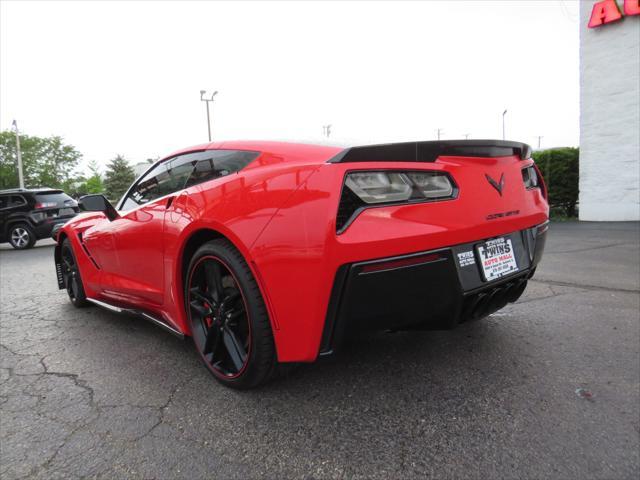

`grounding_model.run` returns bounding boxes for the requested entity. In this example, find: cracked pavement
[1,221,638,479]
